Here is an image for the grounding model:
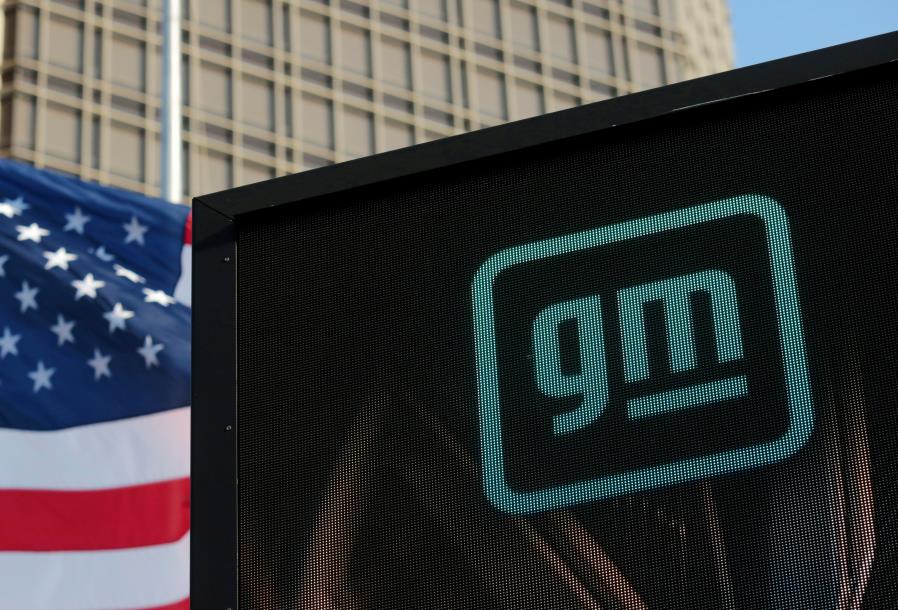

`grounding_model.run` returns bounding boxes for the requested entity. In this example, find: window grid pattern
[0,0,733,199]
